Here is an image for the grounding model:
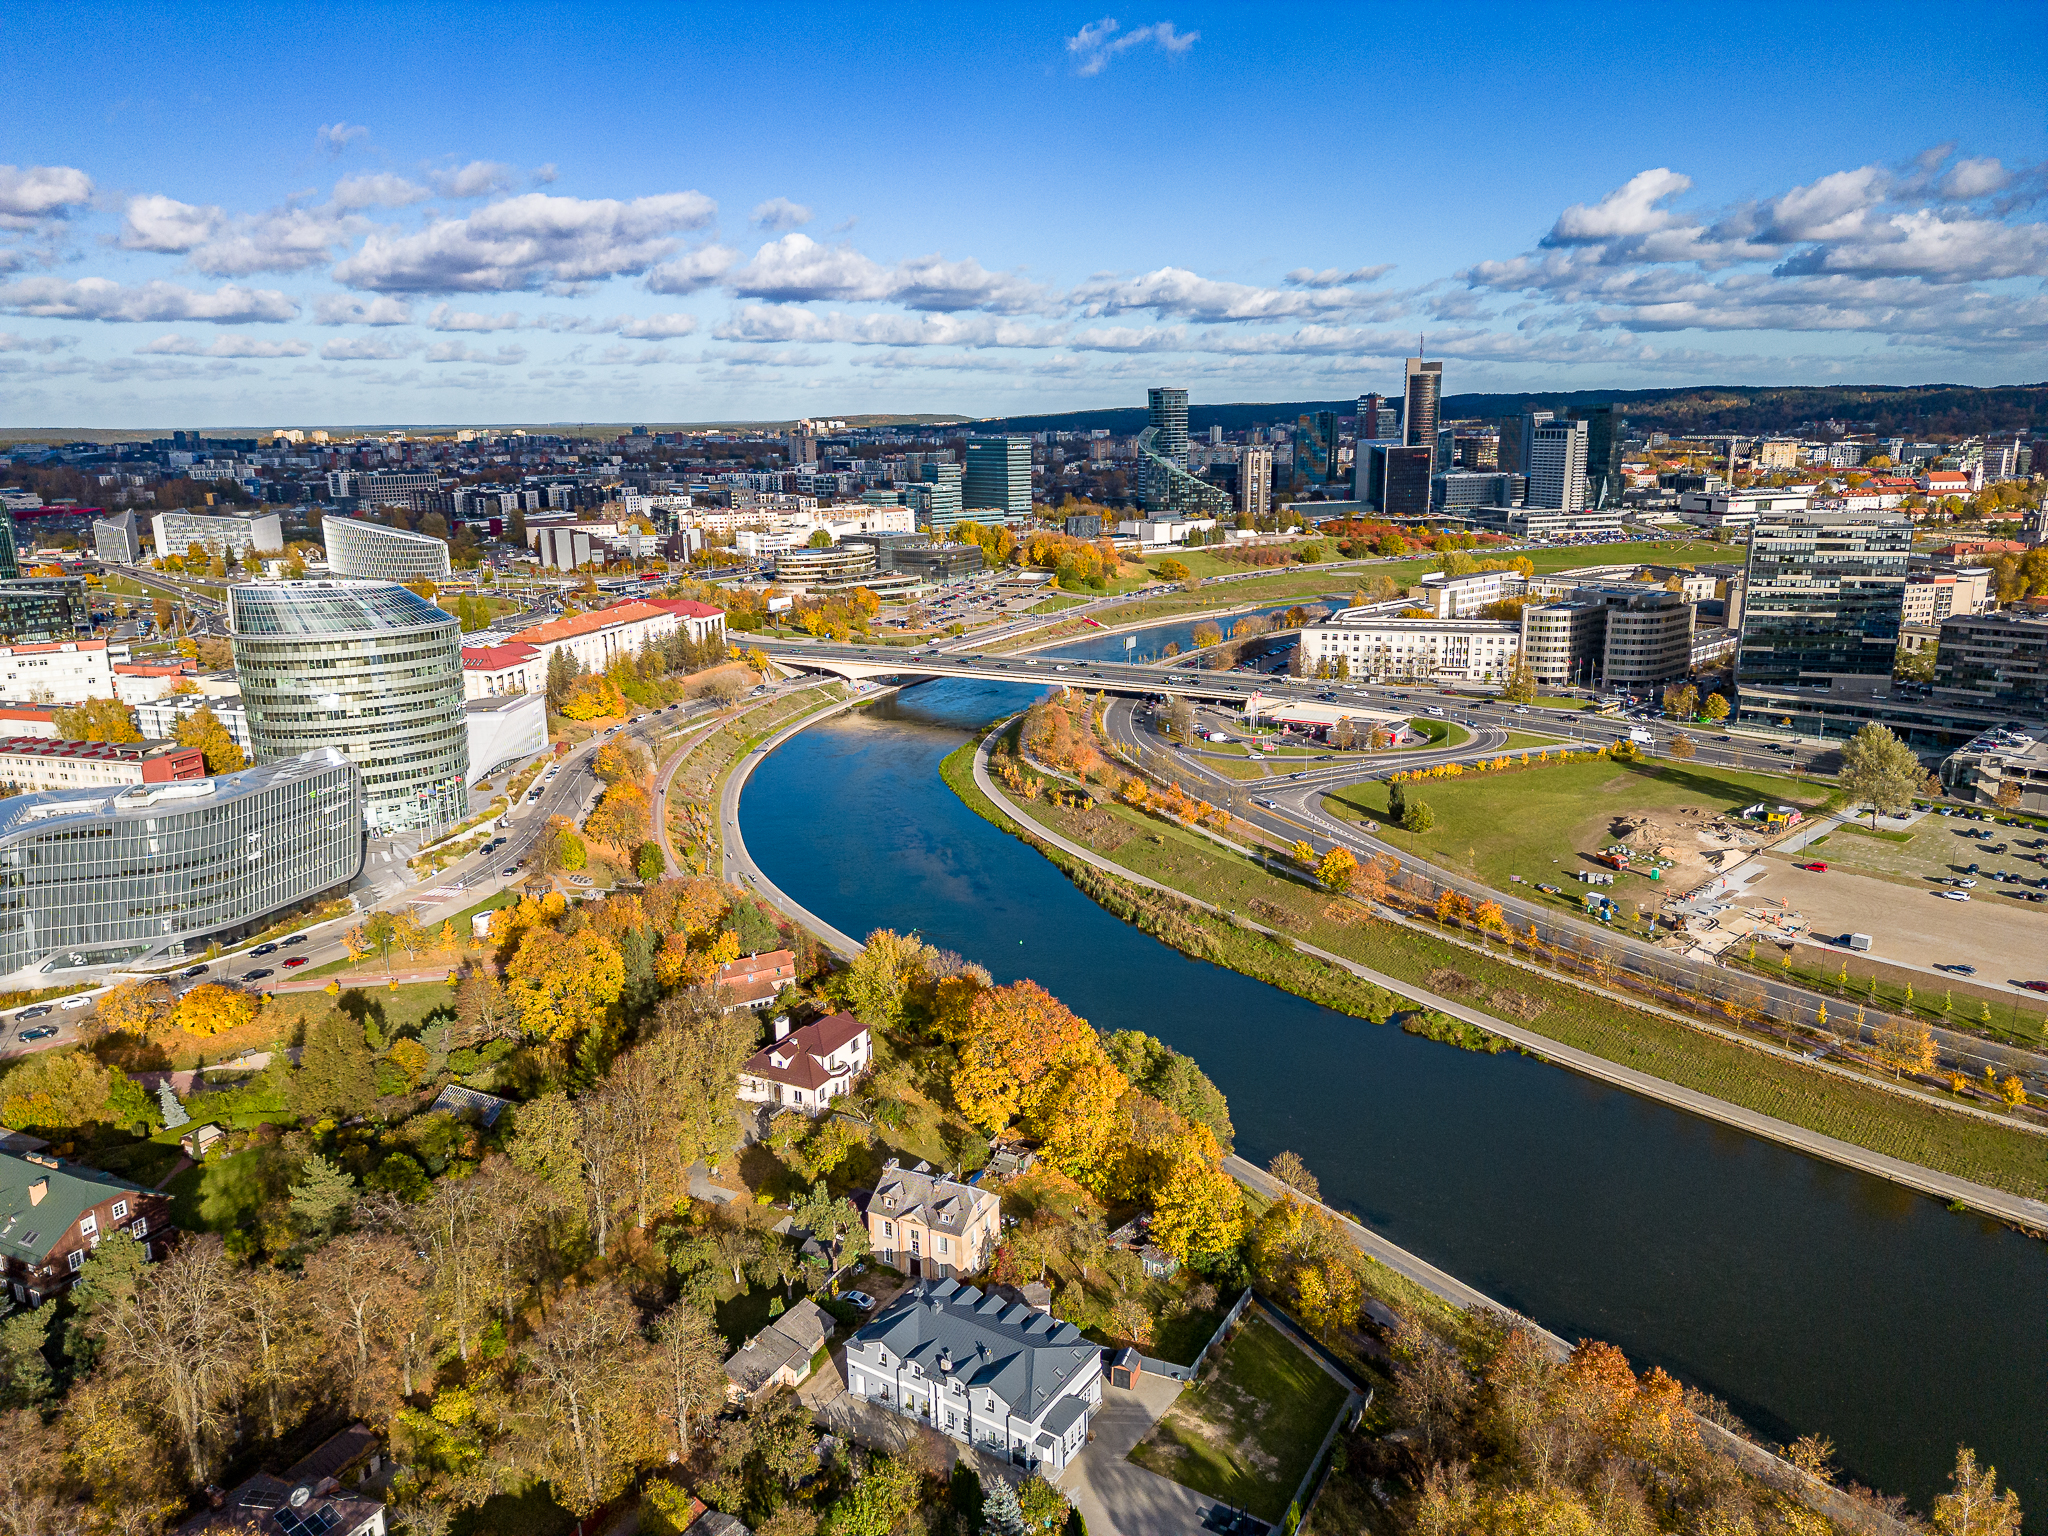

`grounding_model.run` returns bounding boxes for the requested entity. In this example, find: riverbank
[946,729,2048,1221]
